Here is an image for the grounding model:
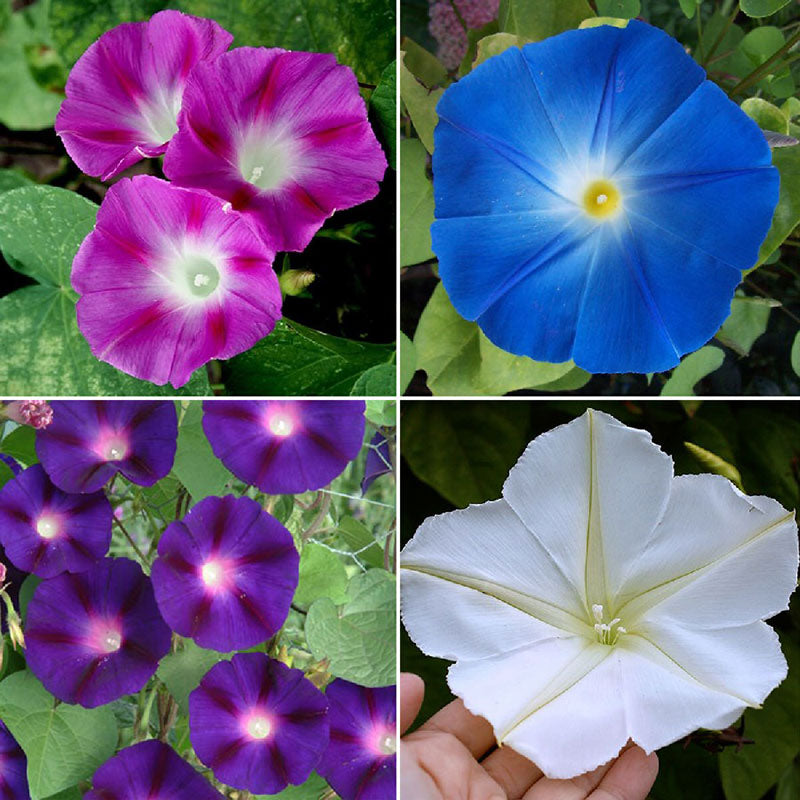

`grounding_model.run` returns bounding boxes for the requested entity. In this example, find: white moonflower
[400,409,798,779]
